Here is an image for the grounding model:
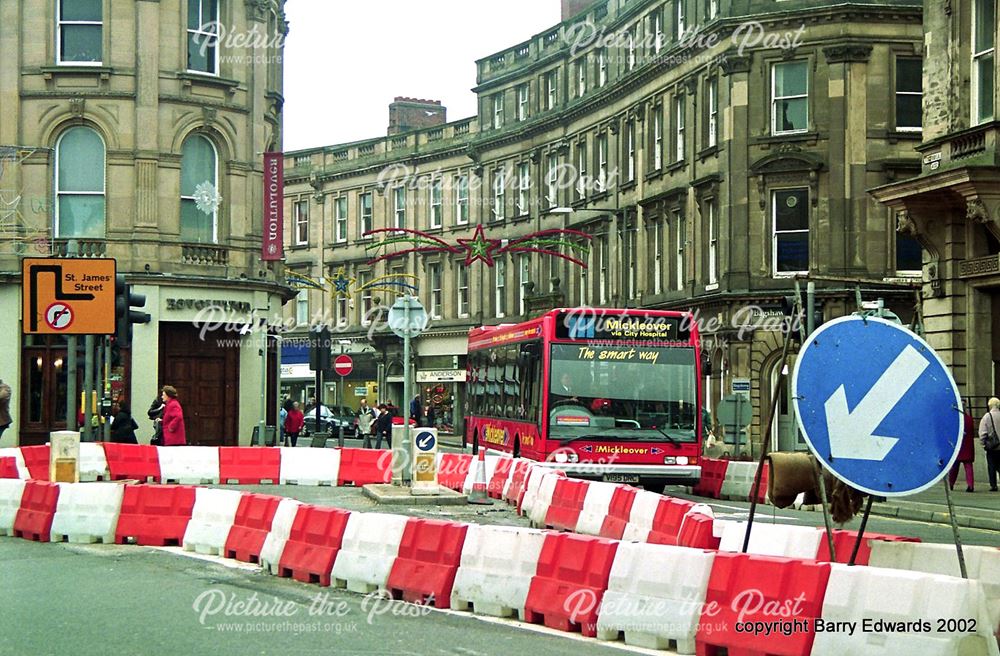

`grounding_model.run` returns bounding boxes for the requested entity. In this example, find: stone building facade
[285,0,926,451]
[0,0,292,446]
